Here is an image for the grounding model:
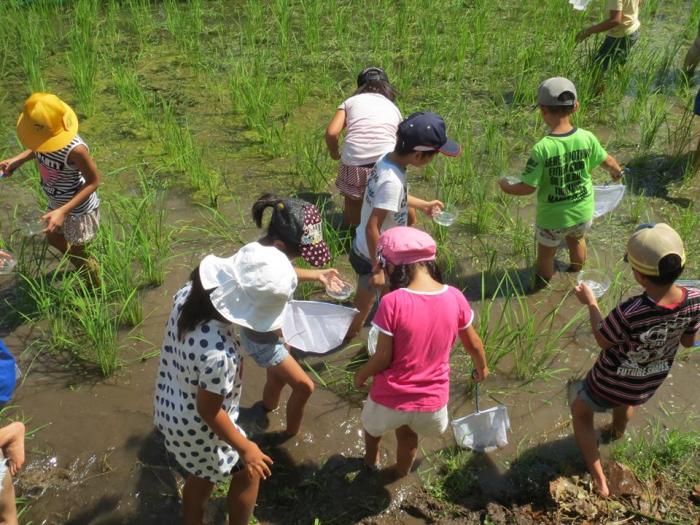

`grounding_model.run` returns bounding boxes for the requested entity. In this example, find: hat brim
[210,280,289,332]
[16,104,78,153]
[300,241,331,267]
[438,139,461,157]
